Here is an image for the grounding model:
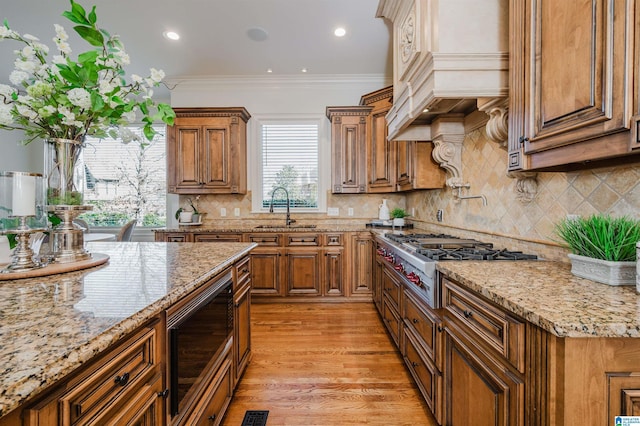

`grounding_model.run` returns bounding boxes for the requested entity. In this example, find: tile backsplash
[408,128,640,261]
